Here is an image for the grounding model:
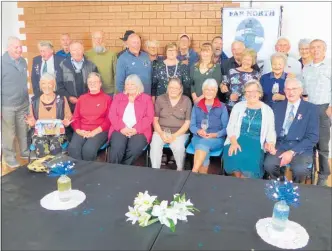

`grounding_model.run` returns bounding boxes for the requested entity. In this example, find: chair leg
[145,147,150,167]
[105,148,108,162]
[28,149,31,164]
